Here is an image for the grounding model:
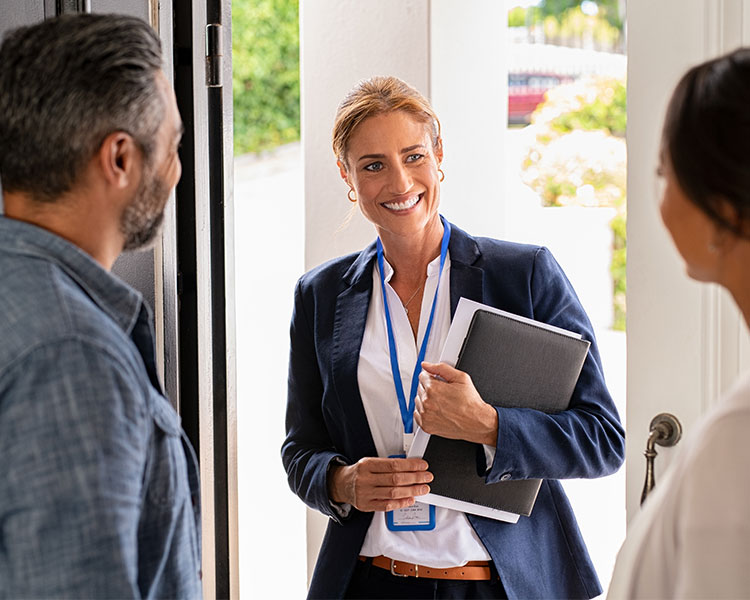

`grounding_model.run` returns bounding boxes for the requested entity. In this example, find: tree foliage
[508,0,624,47]
[508,6,528,28]
[232,0,300,155]
[610,211,627,330]
[551,77,625,136]
[536,0,623,30]
[522,76,628,330]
